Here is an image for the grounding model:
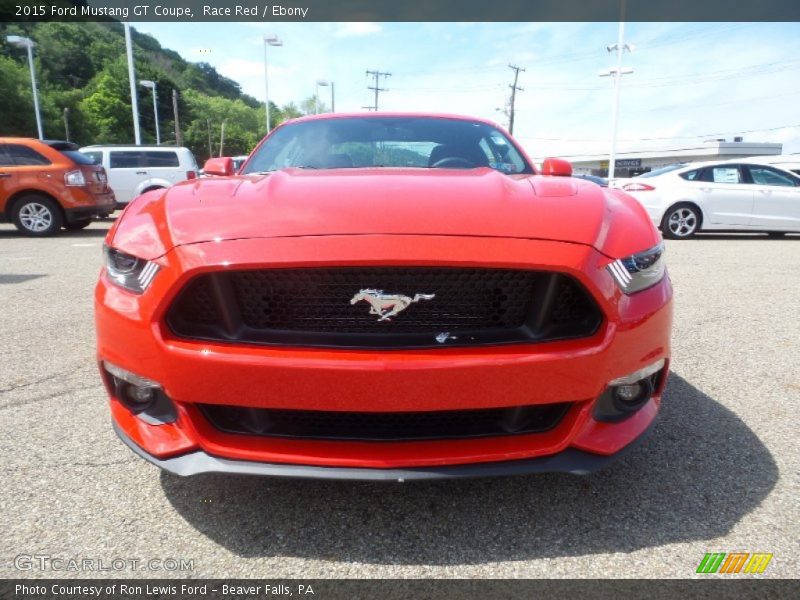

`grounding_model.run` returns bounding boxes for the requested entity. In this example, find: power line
[365,70,391,111]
